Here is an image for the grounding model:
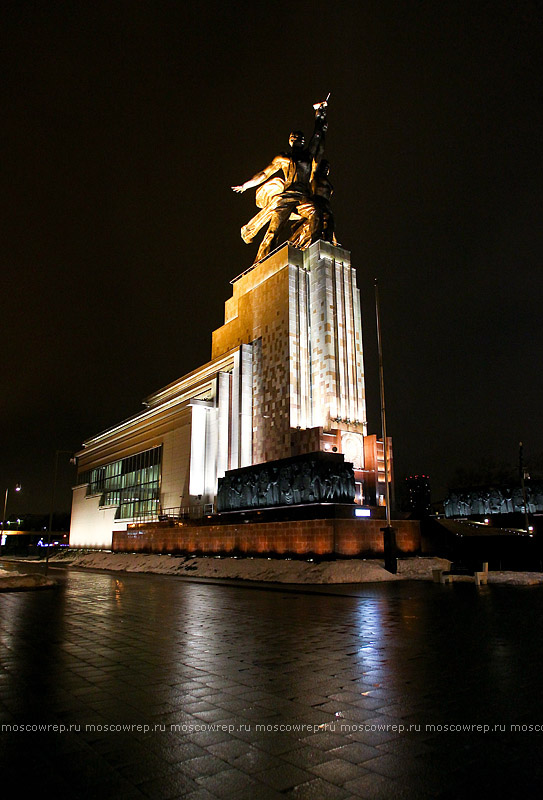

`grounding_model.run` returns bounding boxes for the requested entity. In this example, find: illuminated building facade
[70,240,393,548]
